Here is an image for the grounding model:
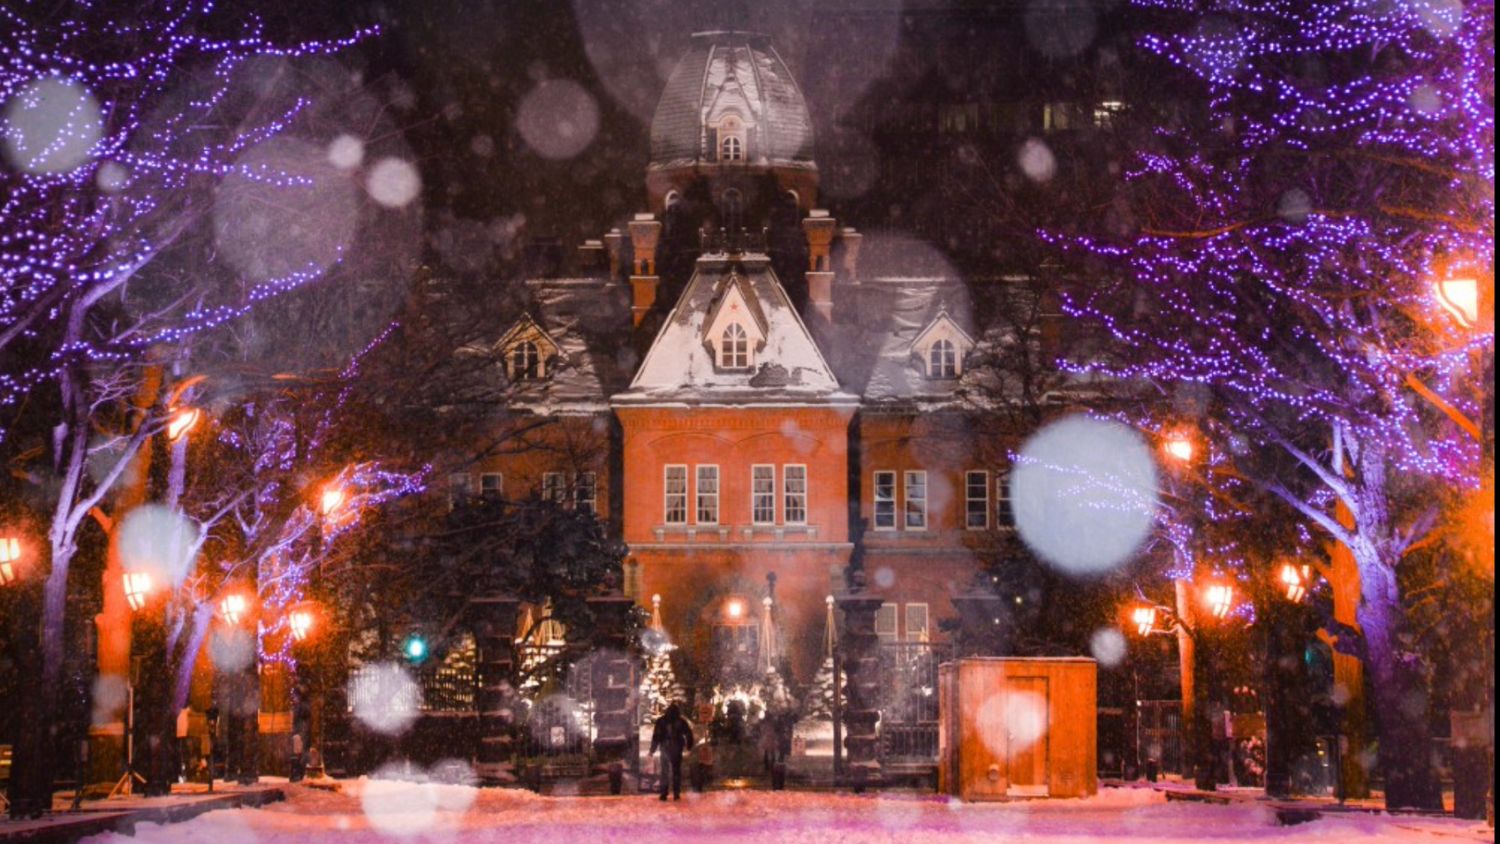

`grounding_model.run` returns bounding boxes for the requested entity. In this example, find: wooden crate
[938,657,1097,800]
